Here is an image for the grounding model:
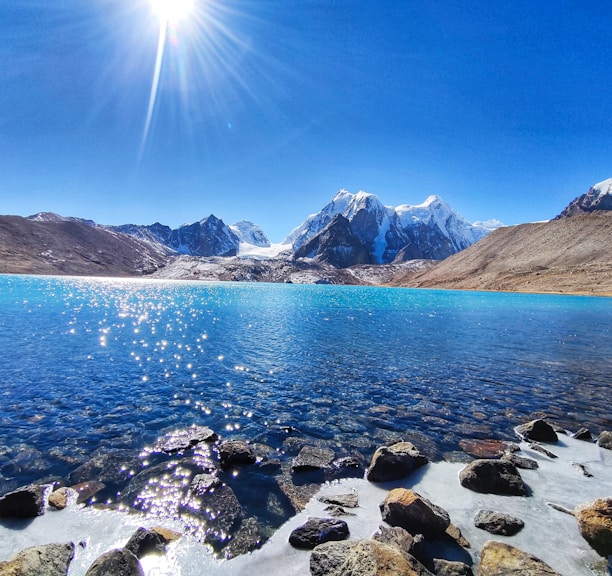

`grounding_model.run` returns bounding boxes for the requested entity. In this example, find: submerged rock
[68,449,141,485]
[0,484,46,518]
[0,542,74,576]
[477,541,561,575]
[84,548,144,576]
[458,439,517,459]
[289,517,349,549]
[459,459,528,496]
[379,488,450,537]
[310,539,422,576]
[515,419,558,443]
[218,441,256,469]
[574,497,612,557]
[474,509,525,536]
[292,446,335,472]
[151,425,217,454]
[366,441,428,482]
